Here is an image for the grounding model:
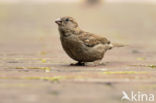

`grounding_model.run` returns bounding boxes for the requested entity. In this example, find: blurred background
[0,0,156,103]
[0,0,156,53]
